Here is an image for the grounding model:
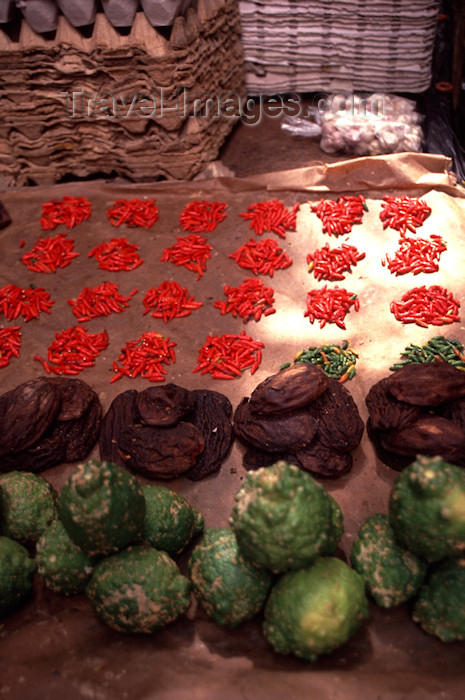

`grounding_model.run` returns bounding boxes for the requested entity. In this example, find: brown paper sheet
[0,153,465,699]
